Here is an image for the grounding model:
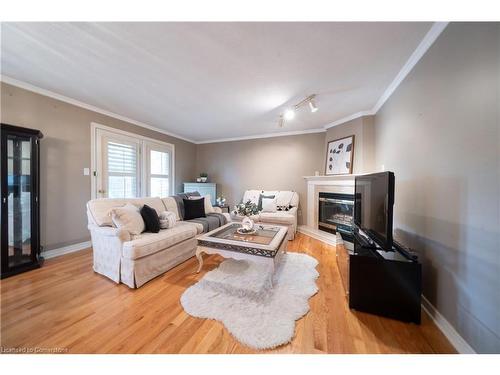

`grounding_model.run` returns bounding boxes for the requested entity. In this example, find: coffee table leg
[196,248,204,273]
